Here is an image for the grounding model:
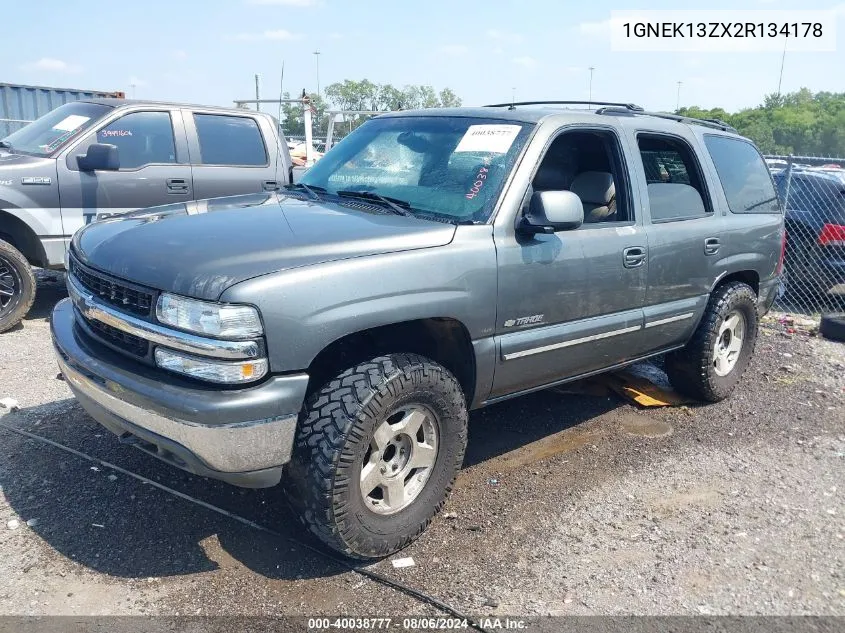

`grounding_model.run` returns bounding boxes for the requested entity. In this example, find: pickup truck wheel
[0,239,36,334]
[285,354,467,559]
[664,281,758,402]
